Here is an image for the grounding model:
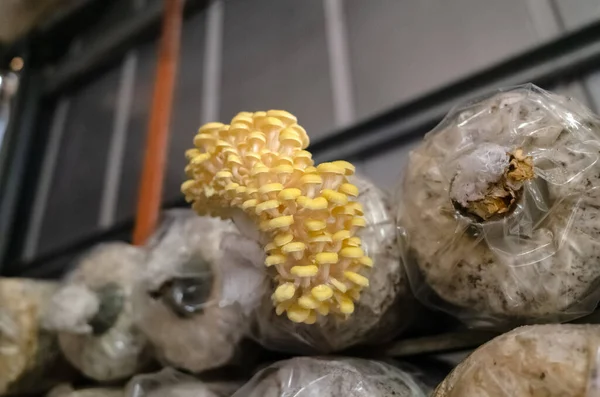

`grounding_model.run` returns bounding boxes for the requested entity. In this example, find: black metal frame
[0,0,210,275]
[43,0,211,98]
[0,50,41,275]
[3,2,600,278]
